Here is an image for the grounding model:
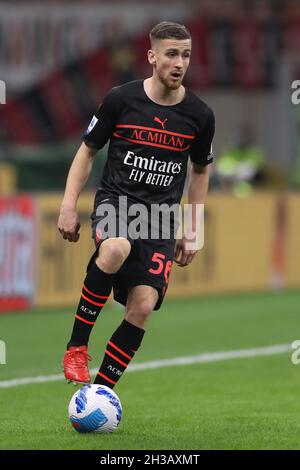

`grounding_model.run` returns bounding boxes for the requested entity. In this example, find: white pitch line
[0,343,291,389]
